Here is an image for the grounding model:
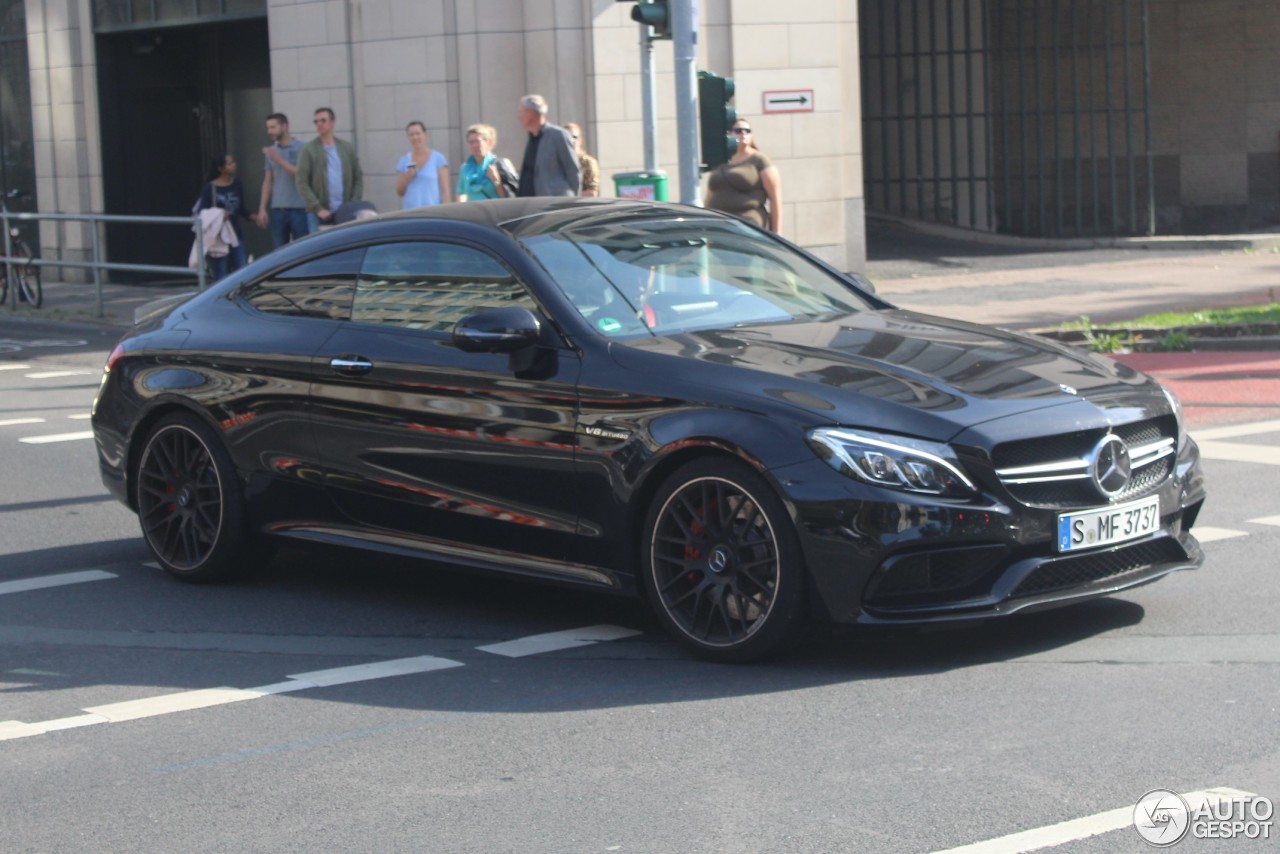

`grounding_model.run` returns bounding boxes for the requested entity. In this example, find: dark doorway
[97,18,271,281]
